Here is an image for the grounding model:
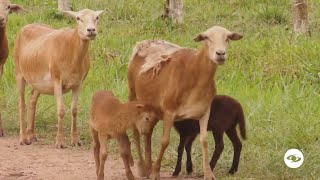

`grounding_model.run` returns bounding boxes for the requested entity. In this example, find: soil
[0,137,201,180]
